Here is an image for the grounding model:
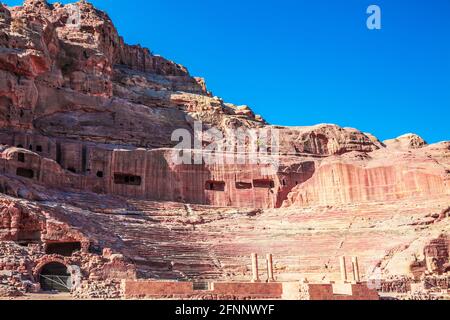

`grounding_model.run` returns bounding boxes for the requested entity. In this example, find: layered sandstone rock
[0,1,389,209]
[0,1,448,299]
[384,133,428,150]
[275,124,381,156]
[0,0,266,149]
[283,142,450,207]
